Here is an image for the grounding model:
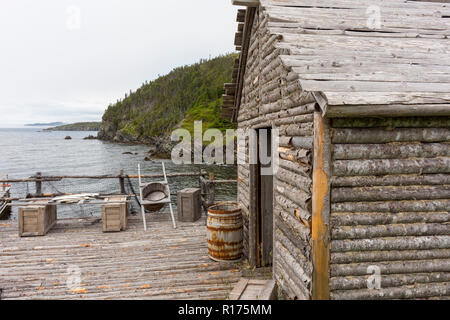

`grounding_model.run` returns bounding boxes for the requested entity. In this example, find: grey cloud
[0,0,237,127]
